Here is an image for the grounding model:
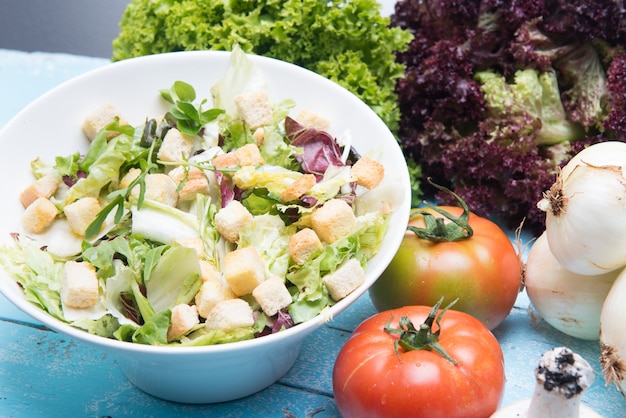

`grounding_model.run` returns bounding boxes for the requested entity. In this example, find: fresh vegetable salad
[0,47,392,346]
